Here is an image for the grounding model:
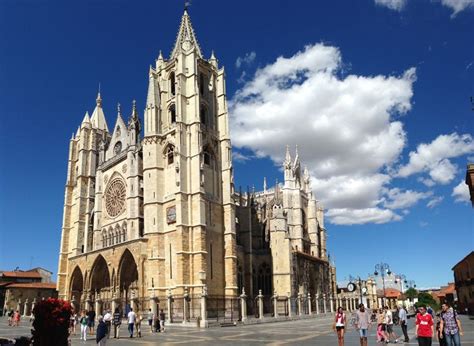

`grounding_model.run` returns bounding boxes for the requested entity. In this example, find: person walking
[7,309,13,326]
[147,308,154,333]
[159,309,166,333]
[87,309,96,335]
[135,313,143,338]
[333,306,346,346]
[79,311,89,341]
[440,302,463,346]
[13,310,20,327]
[416,304,434,346]
[356,304,371,346]
[384,306,399,343]
[103,309,112,338]
[96,315,107,346]
[127,308,136,338]
[113,308,121,339]
[377,308,387,343]
[399,305,410,343]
